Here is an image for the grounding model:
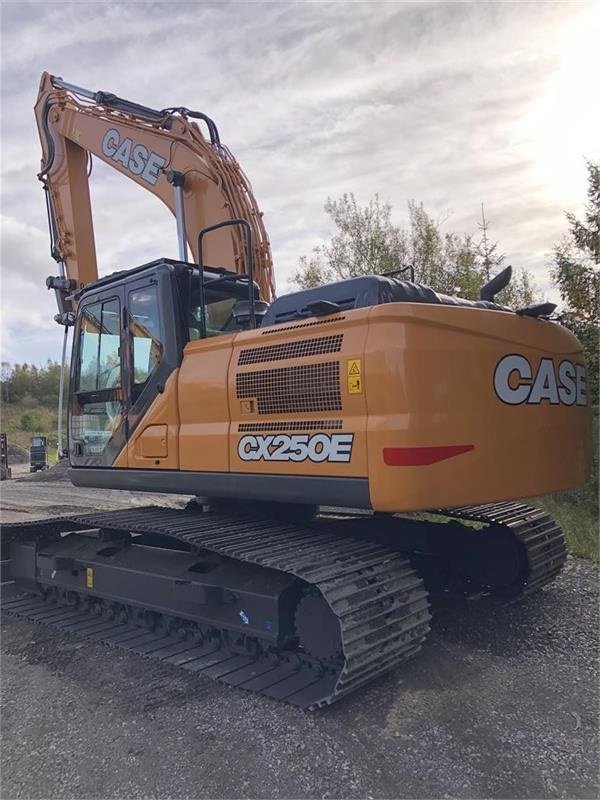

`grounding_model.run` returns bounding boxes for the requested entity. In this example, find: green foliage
[295,194,407,287]
[1,361,67,452]
[544,161,598,559]
[1,360,68,408]
[20,410,43,432]
[551,161,600,404]
[2,405,63,452]
[294,193,537,307]
[537,492,598,564]
[497,269,536,310]
[565,161,600,263]
[537,406,599,563]
[20,393,38,410]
